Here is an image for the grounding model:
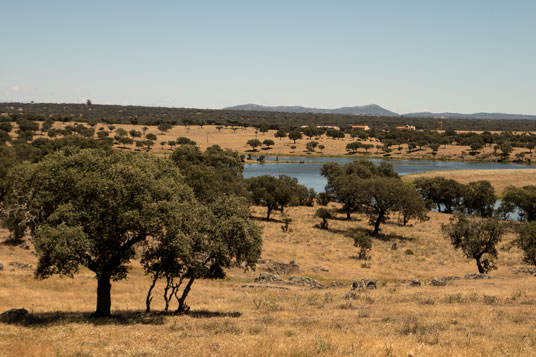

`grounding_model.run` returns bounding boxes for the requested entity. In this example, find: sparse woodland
[2,108,536,355]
